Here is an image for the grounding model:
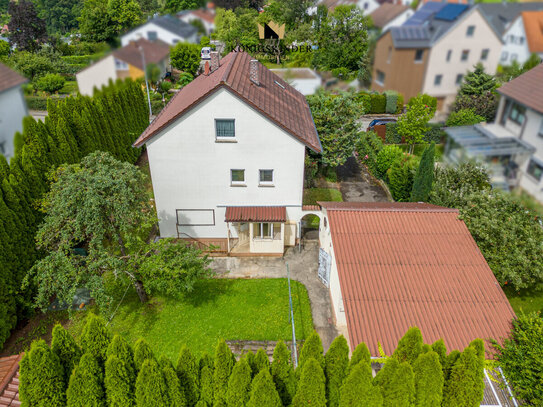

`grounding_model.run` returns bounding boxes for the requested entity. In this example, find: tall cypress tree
[226,358,252,407]
[254,348,270,373]
[379,362,415,407]
[80,313,111,365]
[325,335,349,407]
[442,345,484,407]
[214,339,235,407]
[107,335,136,381]
[199,353,214,406]
[298,331,325,373]
[247,369,282,407]
[413,351,443,407]
[348,342,371,375]
[431,339,447,370]
[134,339,154,372]
[271,340,297,407]
[105,355,135,407]
[410,143,435,202]
[51,324,82,385]
[66,353,105,407]
[392,327,424,365]
[163,361,185,407]
[339,362,383,407]
[292,358,327,407]
[135,359,169,407]
[176,344,199,406]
